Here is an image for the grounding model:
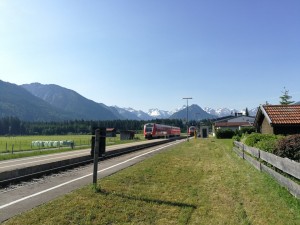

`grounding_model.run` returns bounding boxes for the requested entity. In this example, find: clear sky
[1,0,300,112]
